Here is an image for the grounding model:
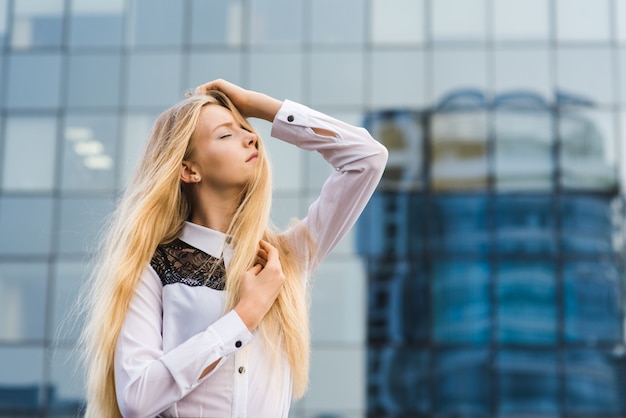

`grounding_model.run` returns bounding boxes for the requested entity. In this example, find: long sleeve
[114,266,253,418]
[271,100,388,271]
